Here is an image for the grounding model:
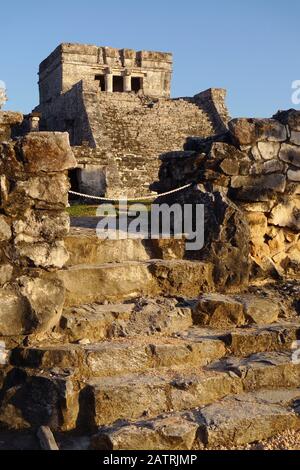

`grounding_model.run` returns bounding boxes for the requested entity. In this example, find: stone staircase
[0,228,300,450]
